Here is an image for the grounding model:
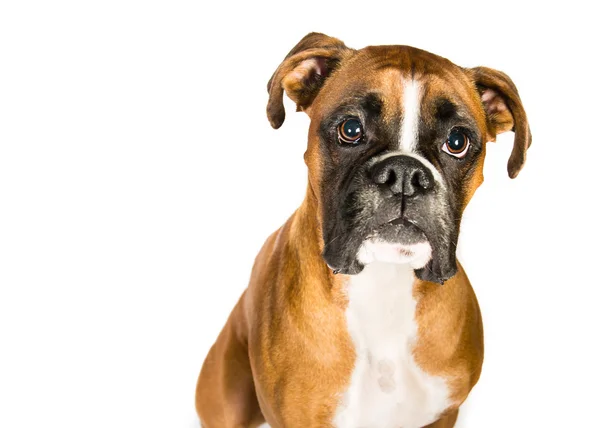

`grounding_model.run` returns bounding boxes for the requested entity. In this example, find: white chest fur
[333,262,450,428]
